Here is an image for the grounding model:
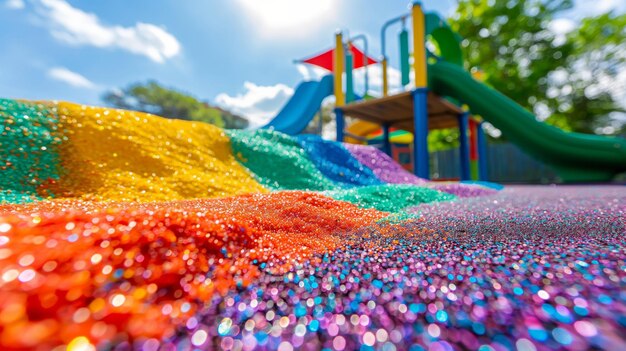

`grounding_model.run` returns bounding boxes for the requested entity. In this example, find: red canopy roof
[300,45,378,72]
